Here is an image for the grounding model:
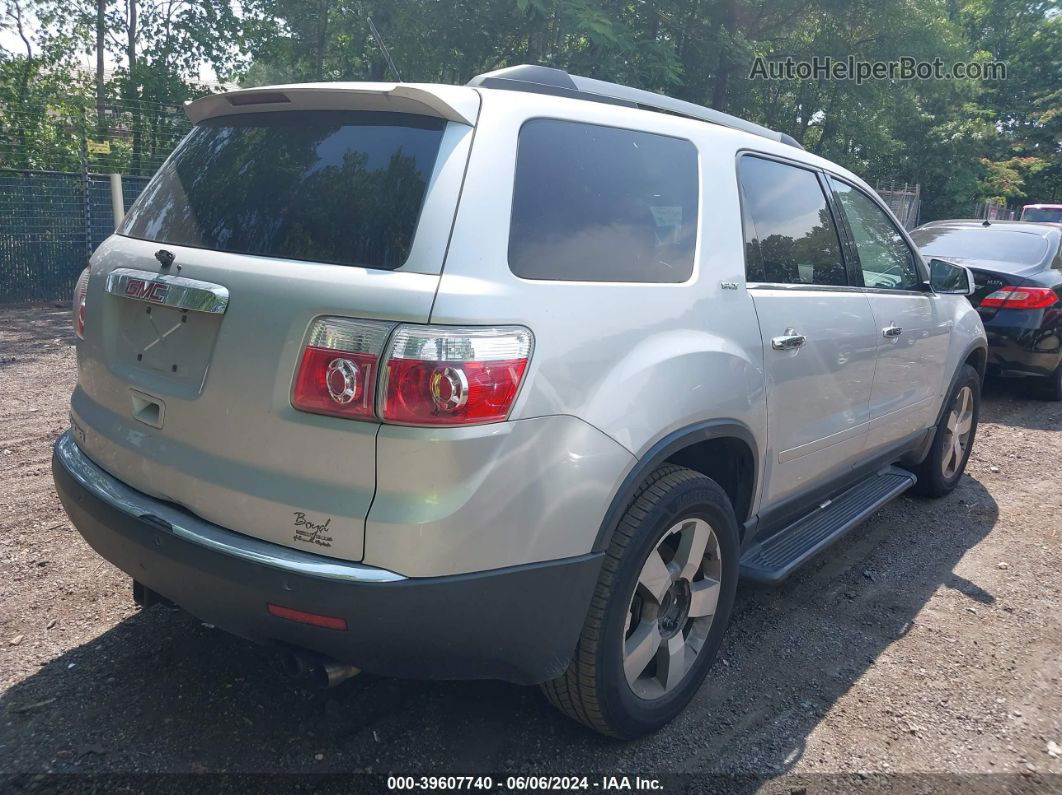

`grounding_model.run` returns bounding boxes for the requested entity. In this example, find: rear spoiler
[185,83,480,126]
